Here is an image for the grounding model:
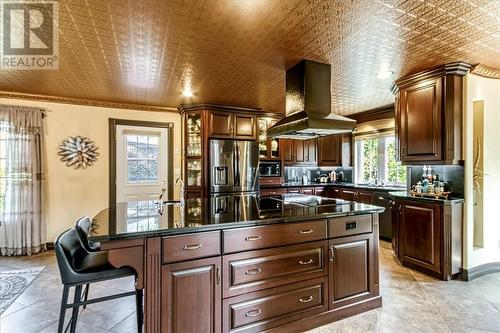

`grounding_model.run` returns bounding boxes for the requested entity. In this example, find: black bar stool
[55,228,143,333]
[75,217,100,308]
